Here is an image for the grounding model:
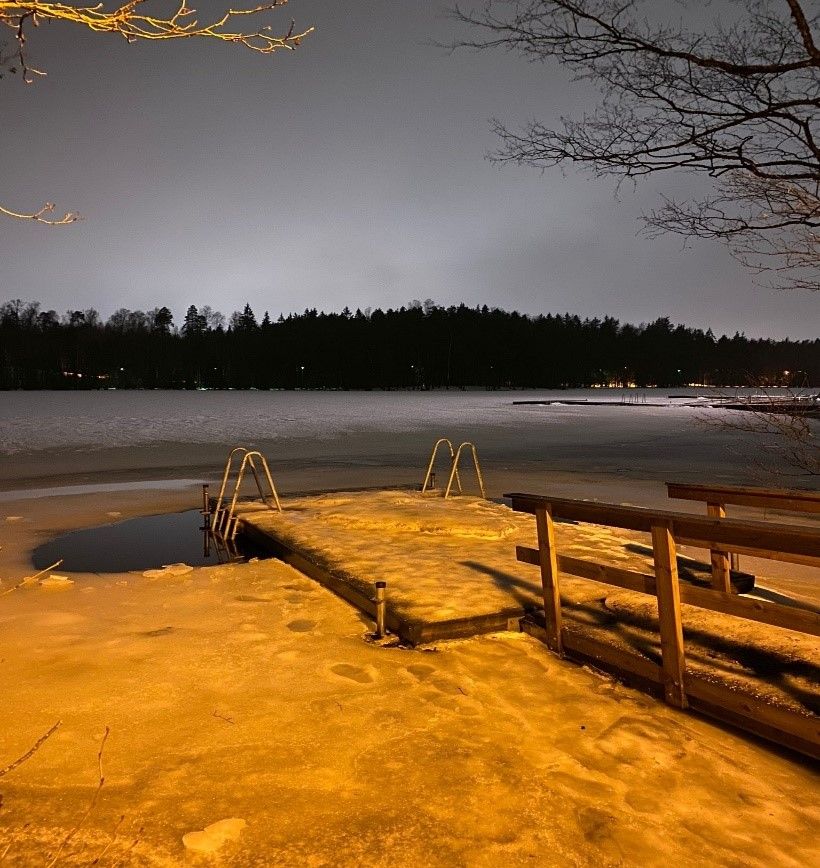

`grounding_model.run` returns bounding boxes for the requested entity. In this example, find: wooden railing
[666,482,820,592]
[666,482,820,515]
[505,492,820,757]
